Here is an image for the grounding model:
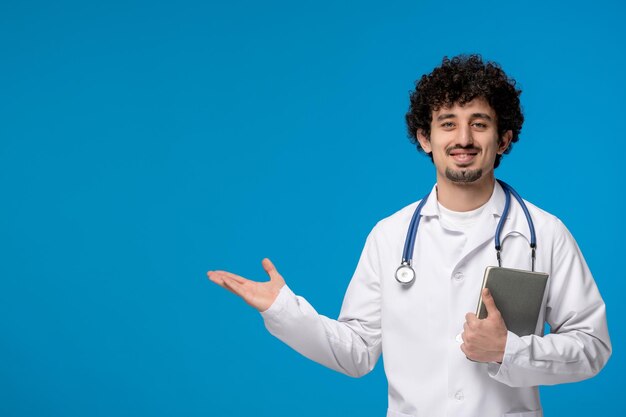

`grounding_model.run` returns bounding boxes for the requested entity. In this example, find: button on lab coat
[260,182,611,417]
